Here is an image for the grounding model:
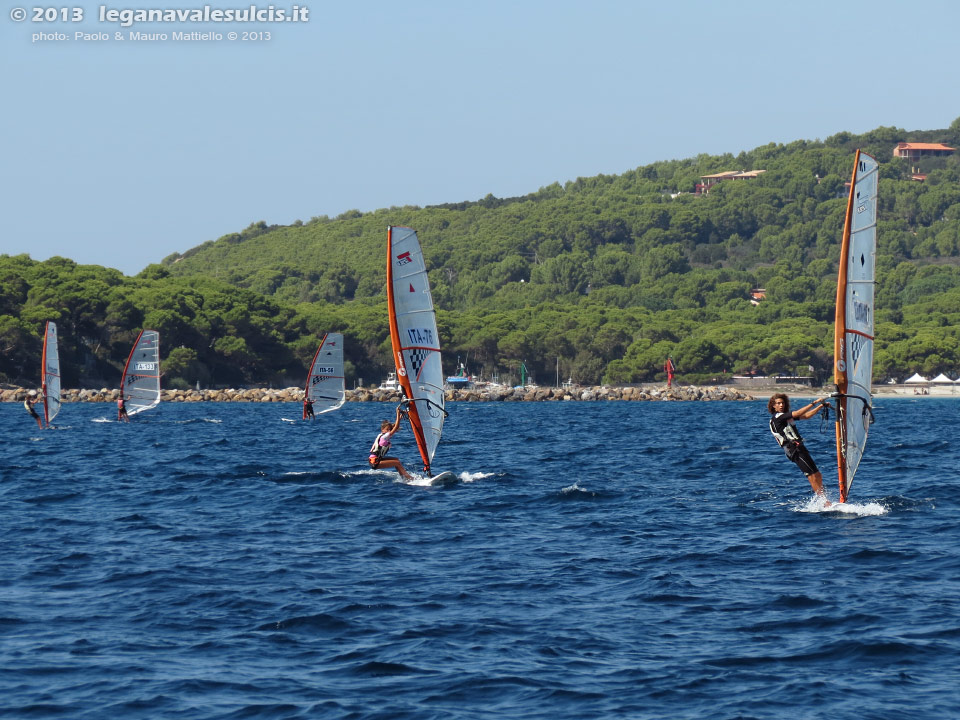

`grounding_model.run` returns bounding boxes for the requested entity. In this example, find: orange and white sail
[386,226,447,475]
[304,332,345,416]
[120,330,161,417]
[834,150,878,502]
[42,321,61,426]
